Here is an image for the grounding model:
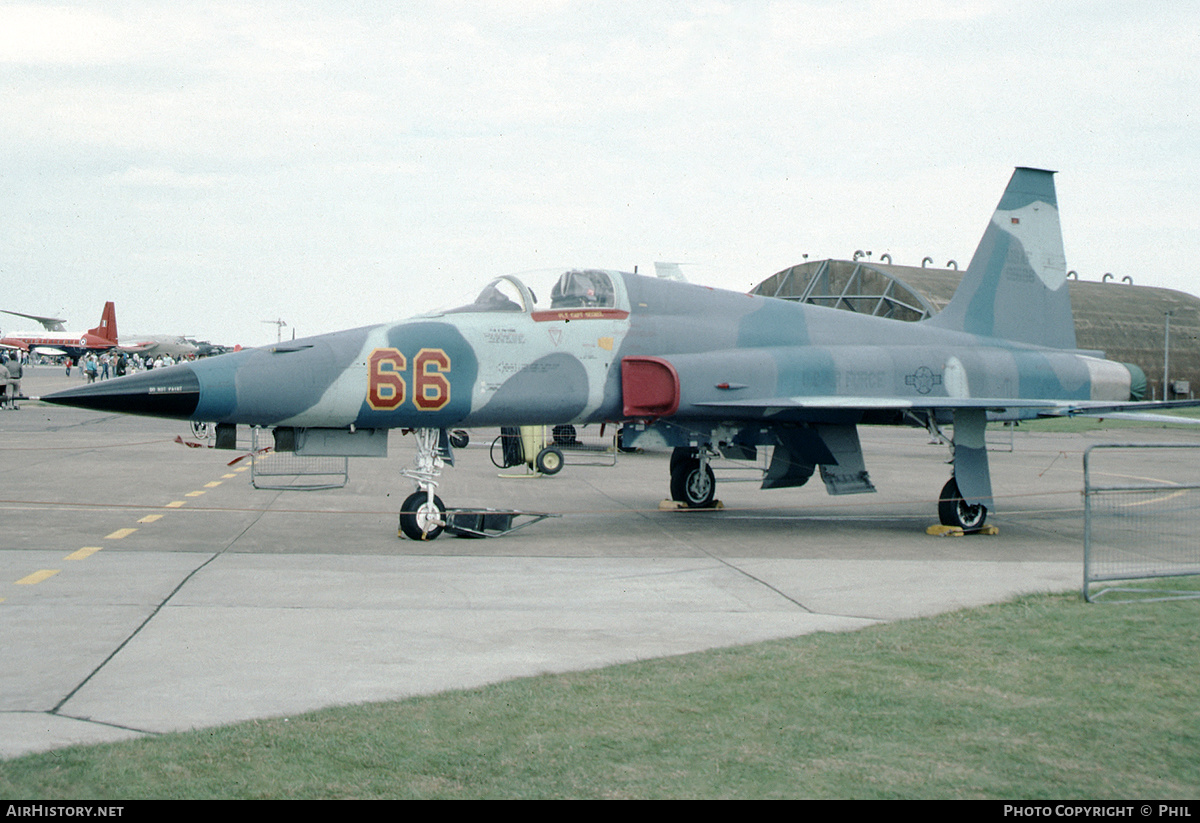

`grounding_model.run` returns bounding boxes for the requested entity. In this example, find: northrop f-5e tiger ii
[45,168,1191,538]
